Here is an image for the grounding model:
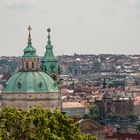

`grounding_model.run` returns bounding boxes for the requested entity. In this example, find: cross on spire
[47,28,51,40]
[28,25,32,41]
